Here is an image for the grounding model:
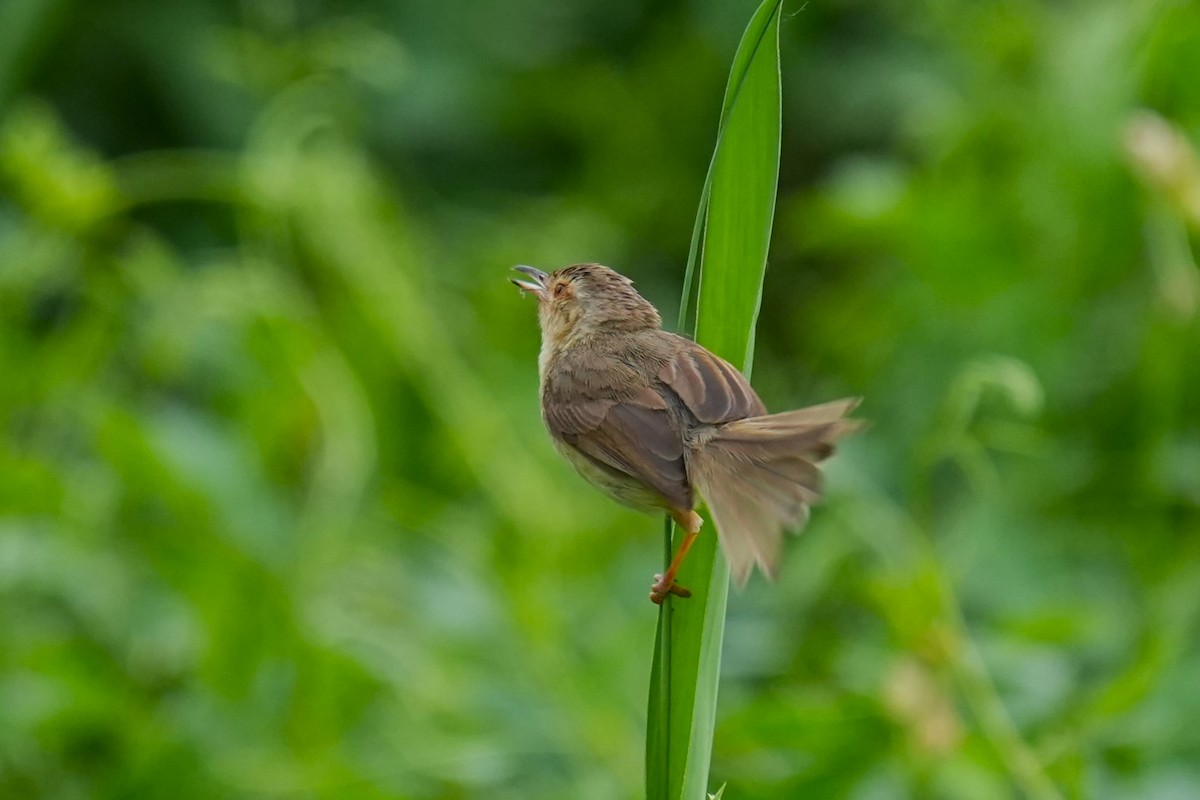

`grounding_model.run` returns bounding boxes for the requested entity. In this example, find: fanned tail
[686,398,863,586]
